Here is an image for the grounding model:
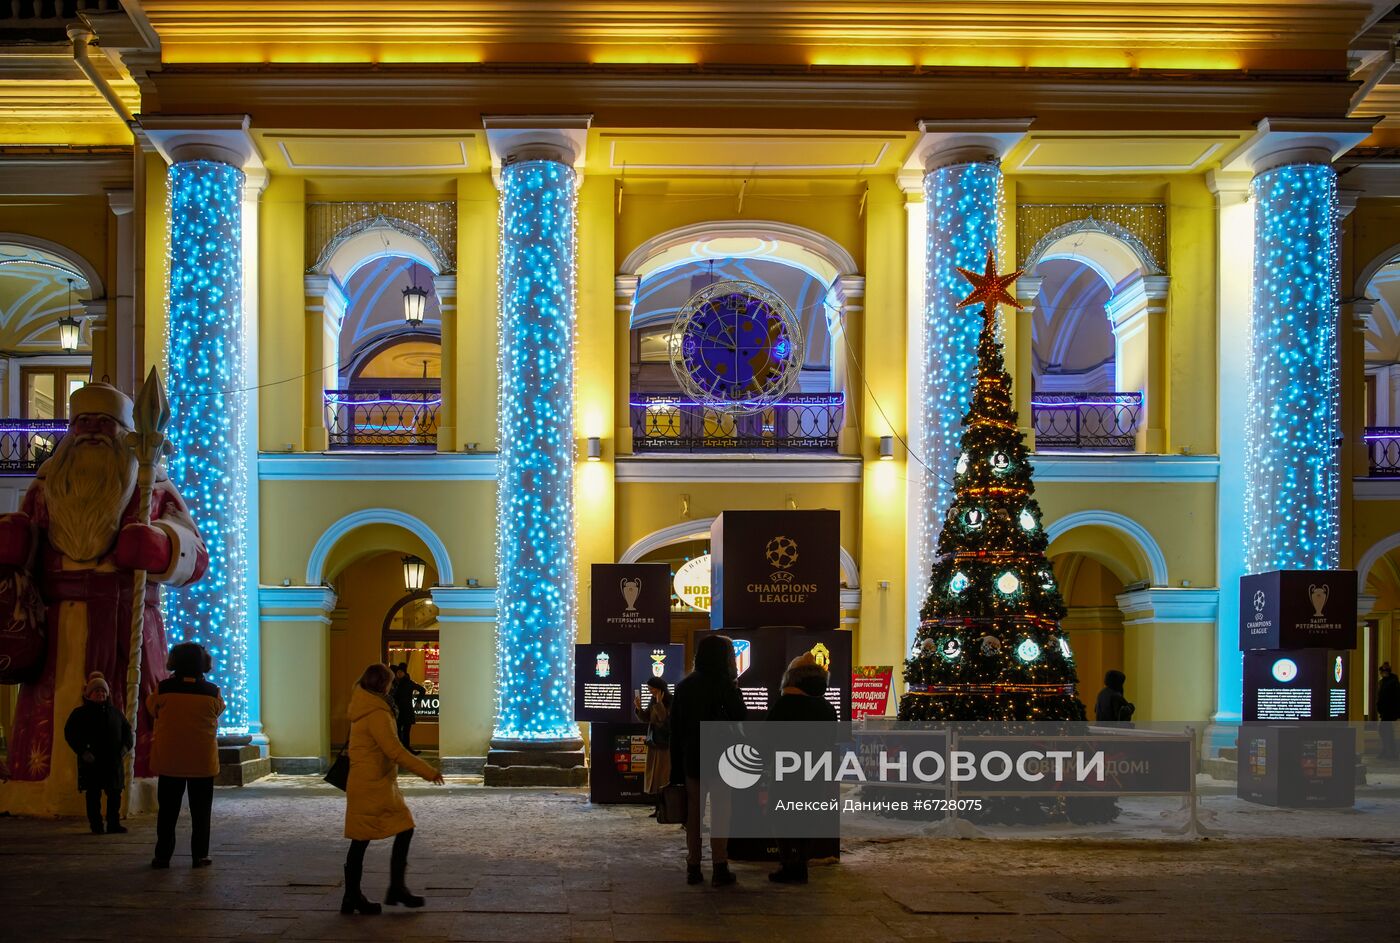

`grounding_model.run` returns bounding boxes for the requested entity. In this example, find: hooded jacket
[1094,670,1134,723]
[147,676,224,778]
[344,684,438,841]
